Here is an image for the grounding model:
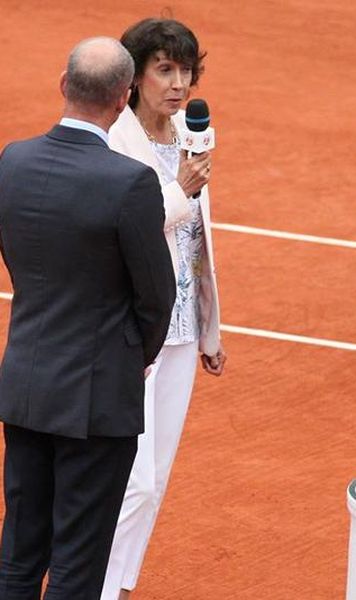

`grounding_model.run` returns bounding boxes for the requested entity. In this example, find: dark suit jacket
[0,125,175,439]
